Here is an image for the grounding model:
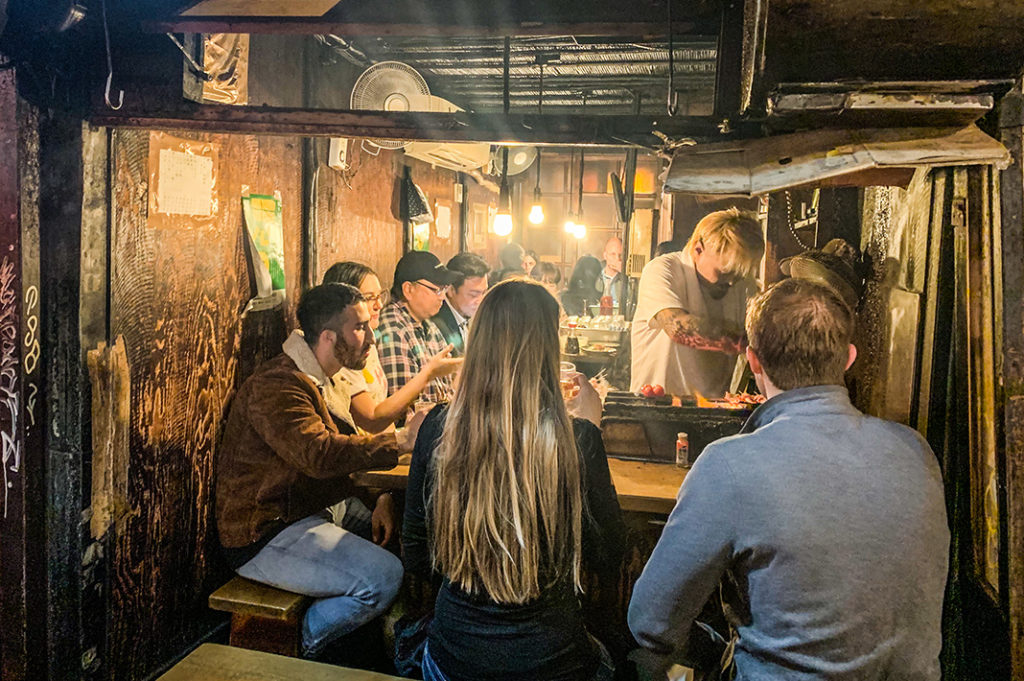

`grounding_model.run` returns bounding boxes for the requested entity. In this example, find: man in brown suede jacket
[216,283,419,658]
